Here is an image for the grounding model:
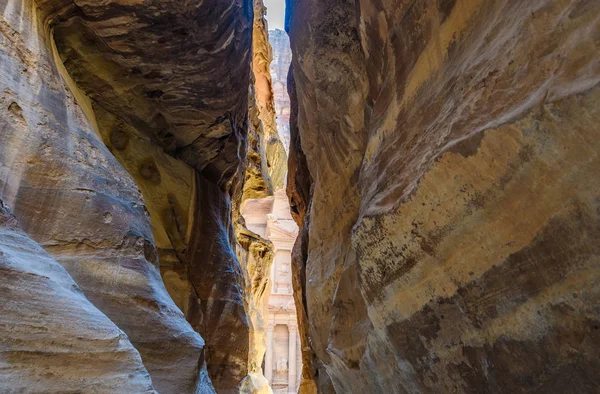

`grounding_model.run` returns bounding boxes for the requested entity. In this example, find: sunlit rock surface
[233,3,290,394]
[287,0,600,392]
[252,2,287,192]
[269,29,292,152]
